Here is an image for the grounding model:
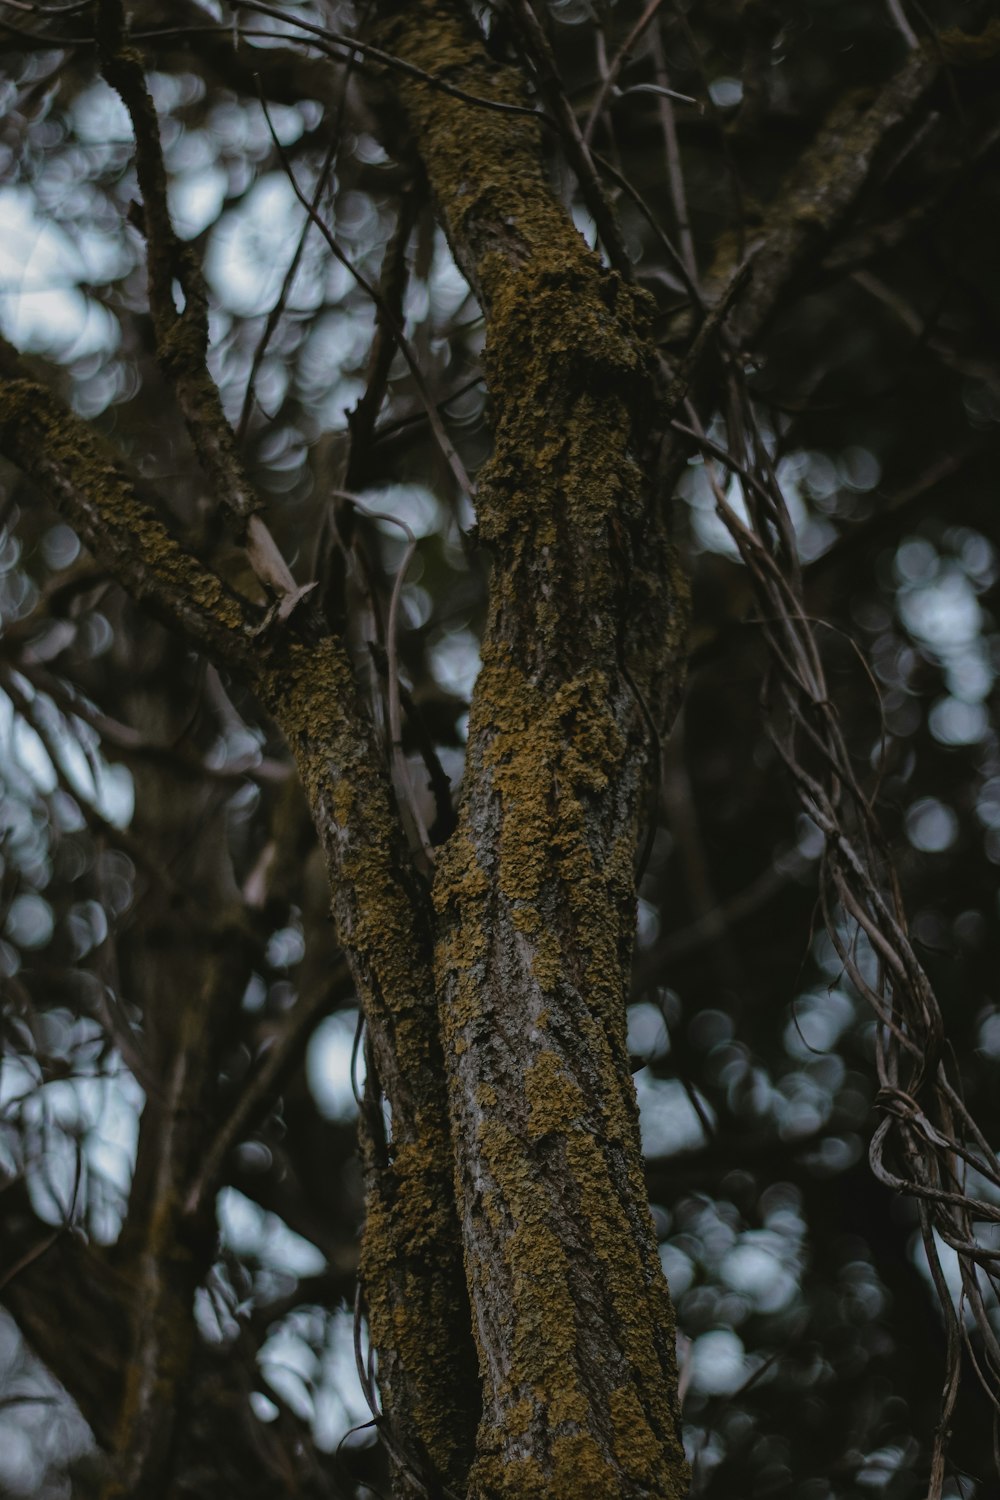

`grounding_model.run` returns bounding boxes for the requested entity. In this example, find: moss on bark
[258,636,479,1492]
[380,5,689,1495]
